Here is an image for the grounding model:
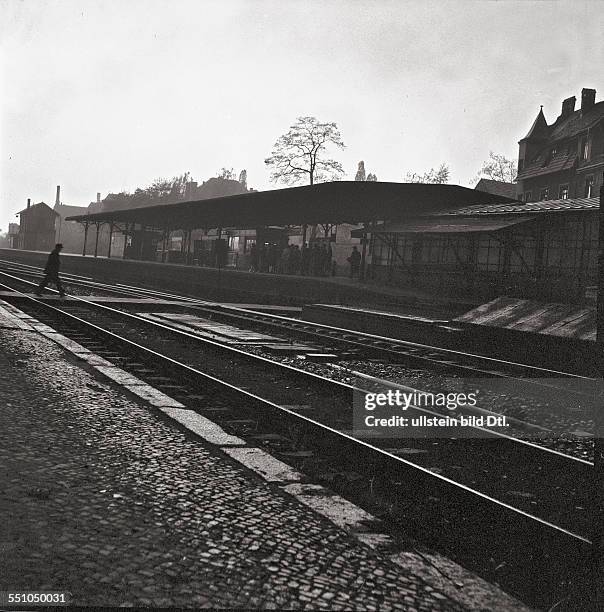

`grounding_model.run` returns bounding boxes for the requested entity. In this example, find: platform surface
[0,248,476,317]
[0,323,464,610]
